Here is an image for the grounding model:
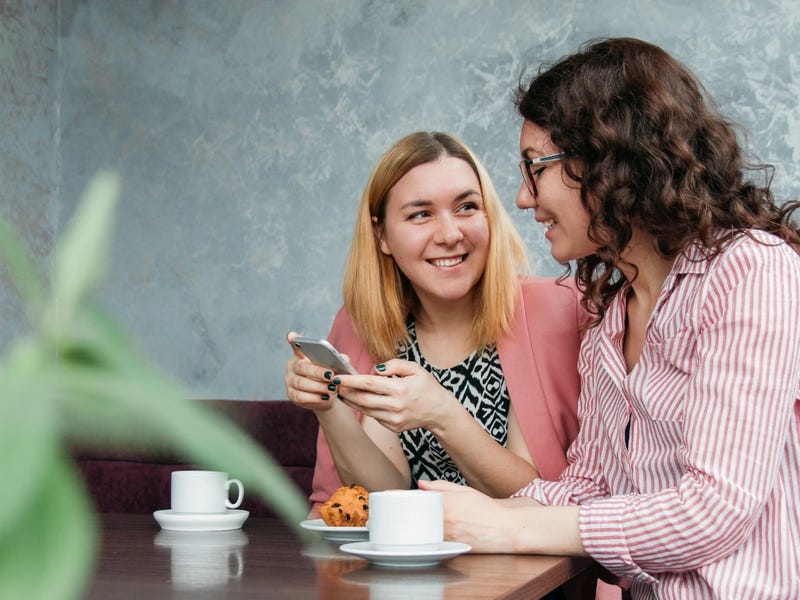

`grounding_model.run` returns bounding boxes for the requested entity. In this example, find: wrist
[425,390,465,437]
